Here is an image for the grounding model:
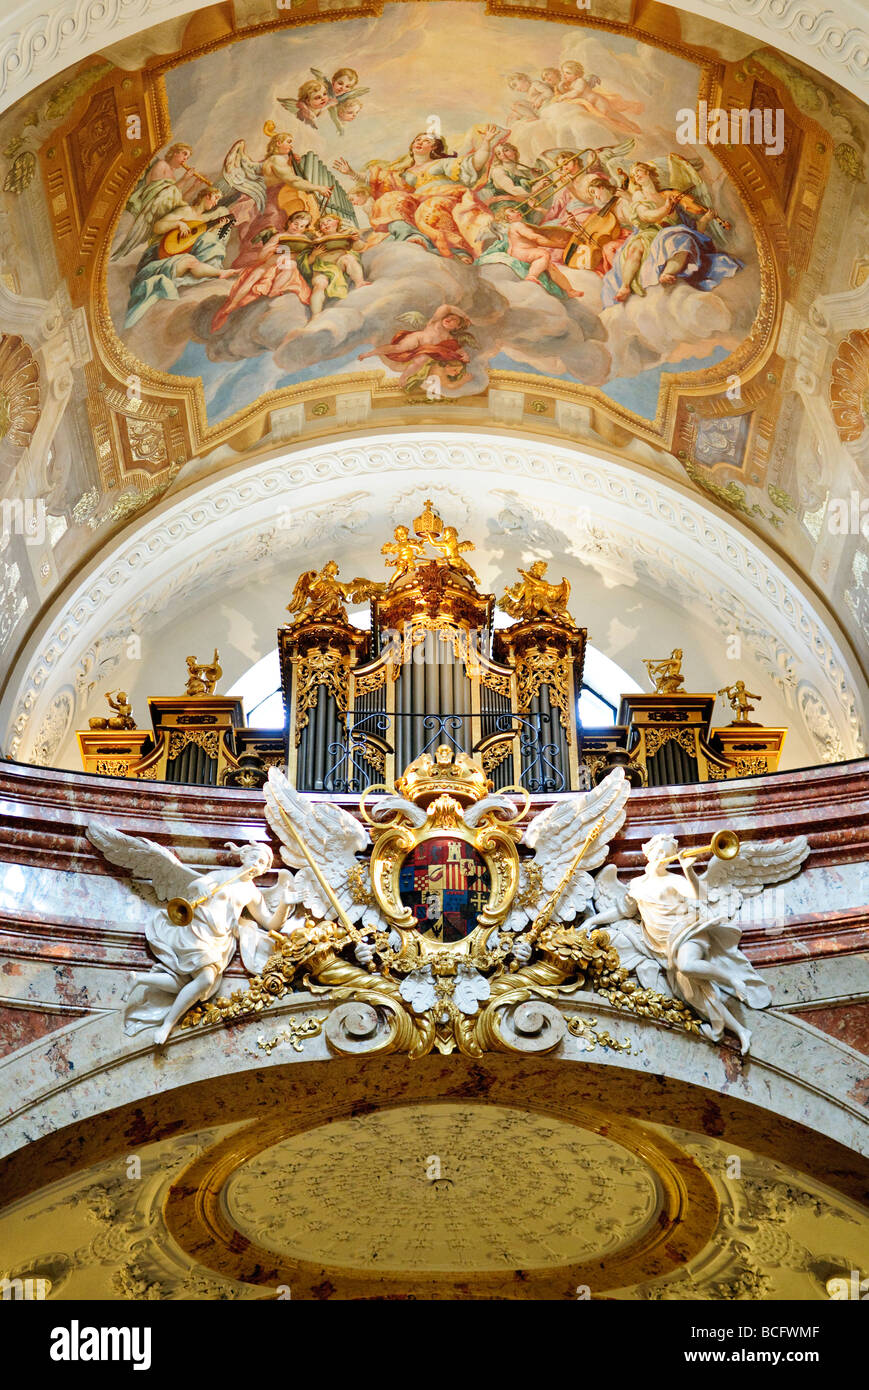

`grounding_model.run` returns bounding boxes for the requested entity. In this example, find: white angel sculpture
[499,767,630,963]
[87,827,295,1044]
[588,831,809,1053]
